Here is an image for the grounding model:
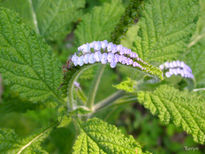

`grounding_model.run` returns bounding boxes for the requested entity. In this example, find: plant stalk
[93,90,125,112]
[87,64,106,109]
